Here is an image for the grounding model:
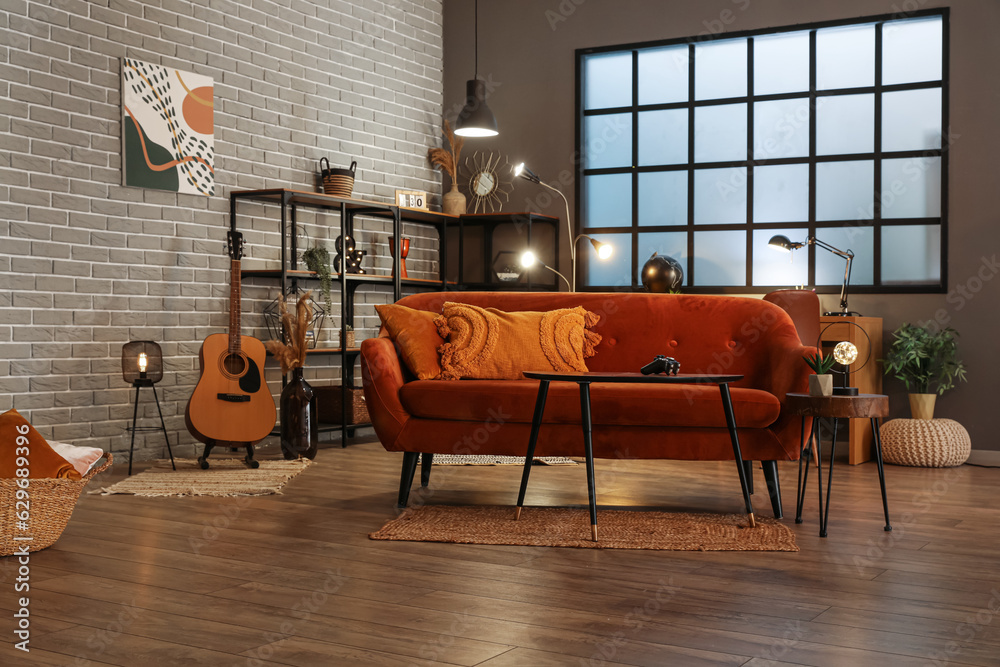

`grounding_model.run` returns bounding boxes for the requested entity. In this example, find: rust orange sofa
[360,292,813,517]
